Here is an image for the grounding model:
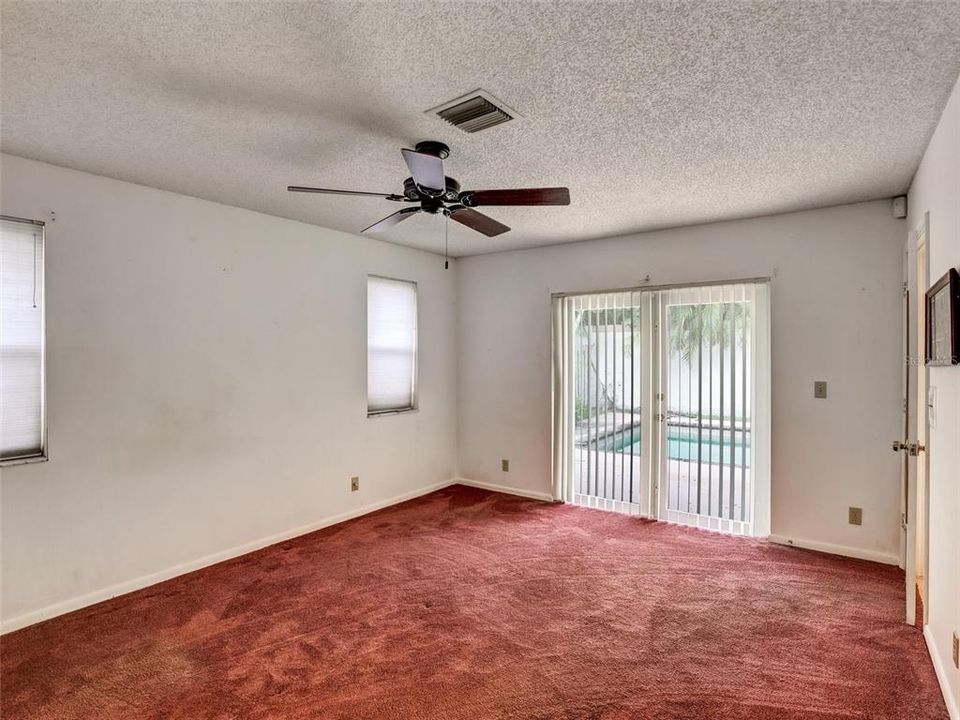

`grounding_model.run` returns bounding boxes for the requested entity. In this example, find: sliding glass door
[568,292,647,514]
[552,281,770,537]
[656,283,769,535]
